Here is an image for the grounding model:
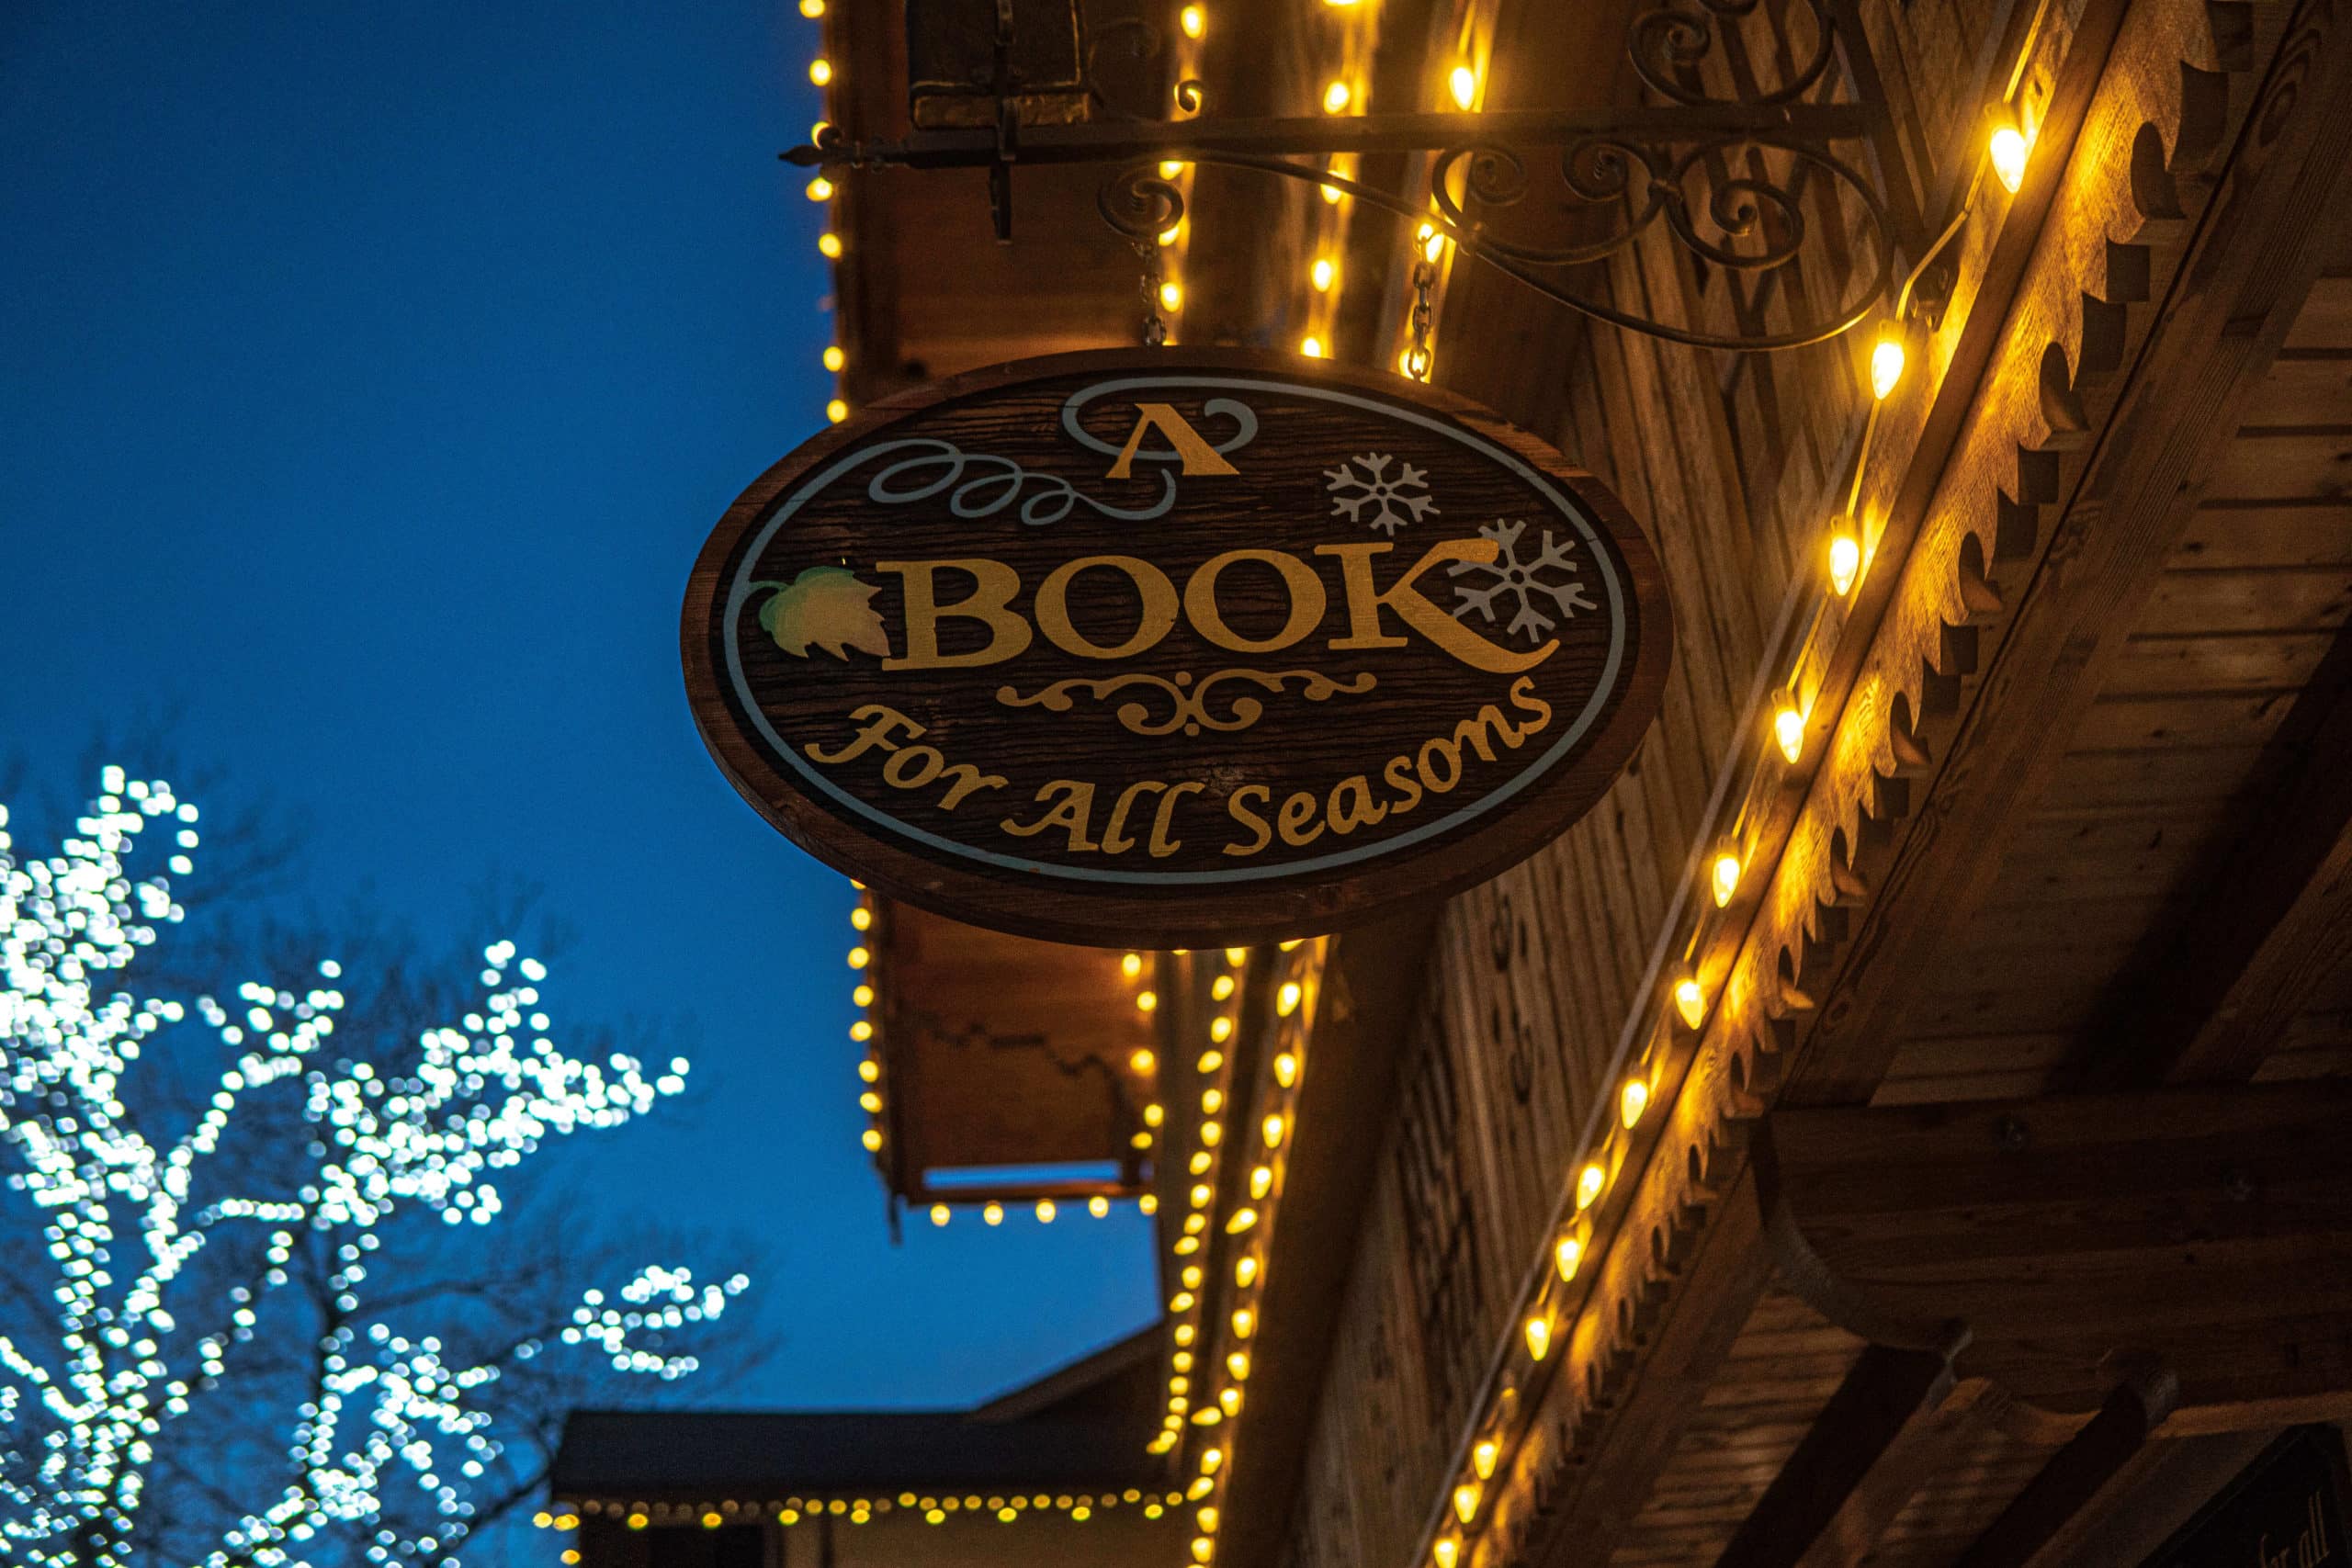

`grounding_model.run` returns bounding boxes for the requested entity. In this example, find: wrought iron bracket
[789,1,1940,354]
